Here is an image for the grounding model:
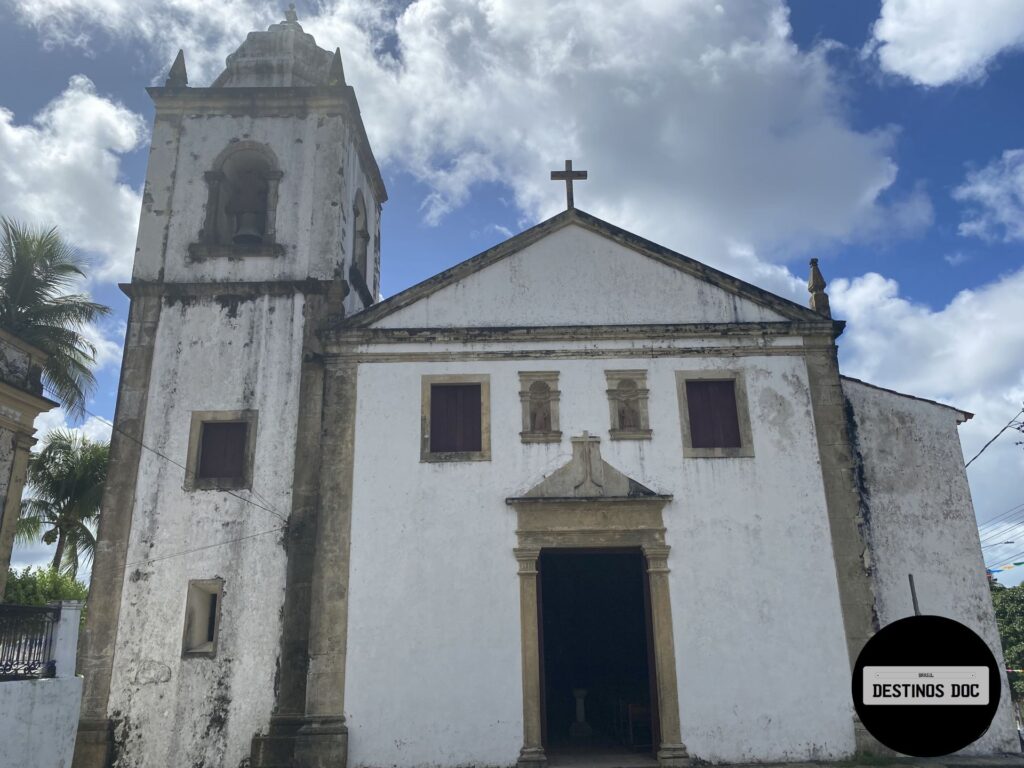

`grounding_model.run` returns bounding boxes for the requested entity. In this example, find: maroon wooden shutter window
[430,384,482,453]
[686,380,742,448]
[198,421,248,479]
